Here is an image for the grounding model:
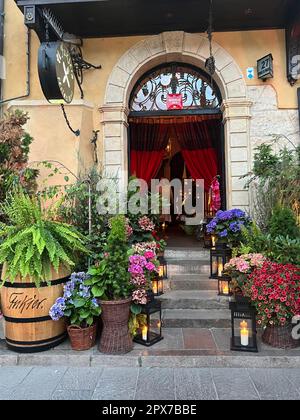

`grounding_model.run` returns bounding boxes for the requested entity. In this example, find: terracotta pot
[67,323,97,351]
[99,297,133,354]
[262,323,300,349]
